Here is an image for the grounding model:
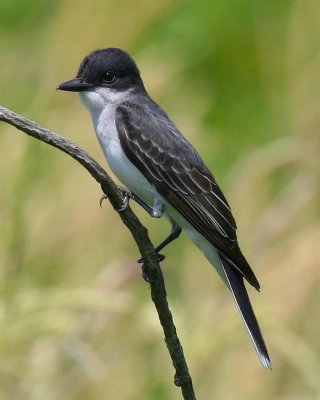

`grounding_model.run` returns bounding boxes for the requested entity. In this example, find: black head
[57,48,144,92]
